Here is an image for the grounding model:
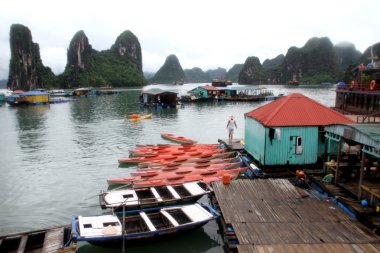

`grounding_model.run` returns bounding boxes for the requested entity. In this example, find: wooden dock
[0,225,71,253]
[218,139,244,151]
[210,179,380,253]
